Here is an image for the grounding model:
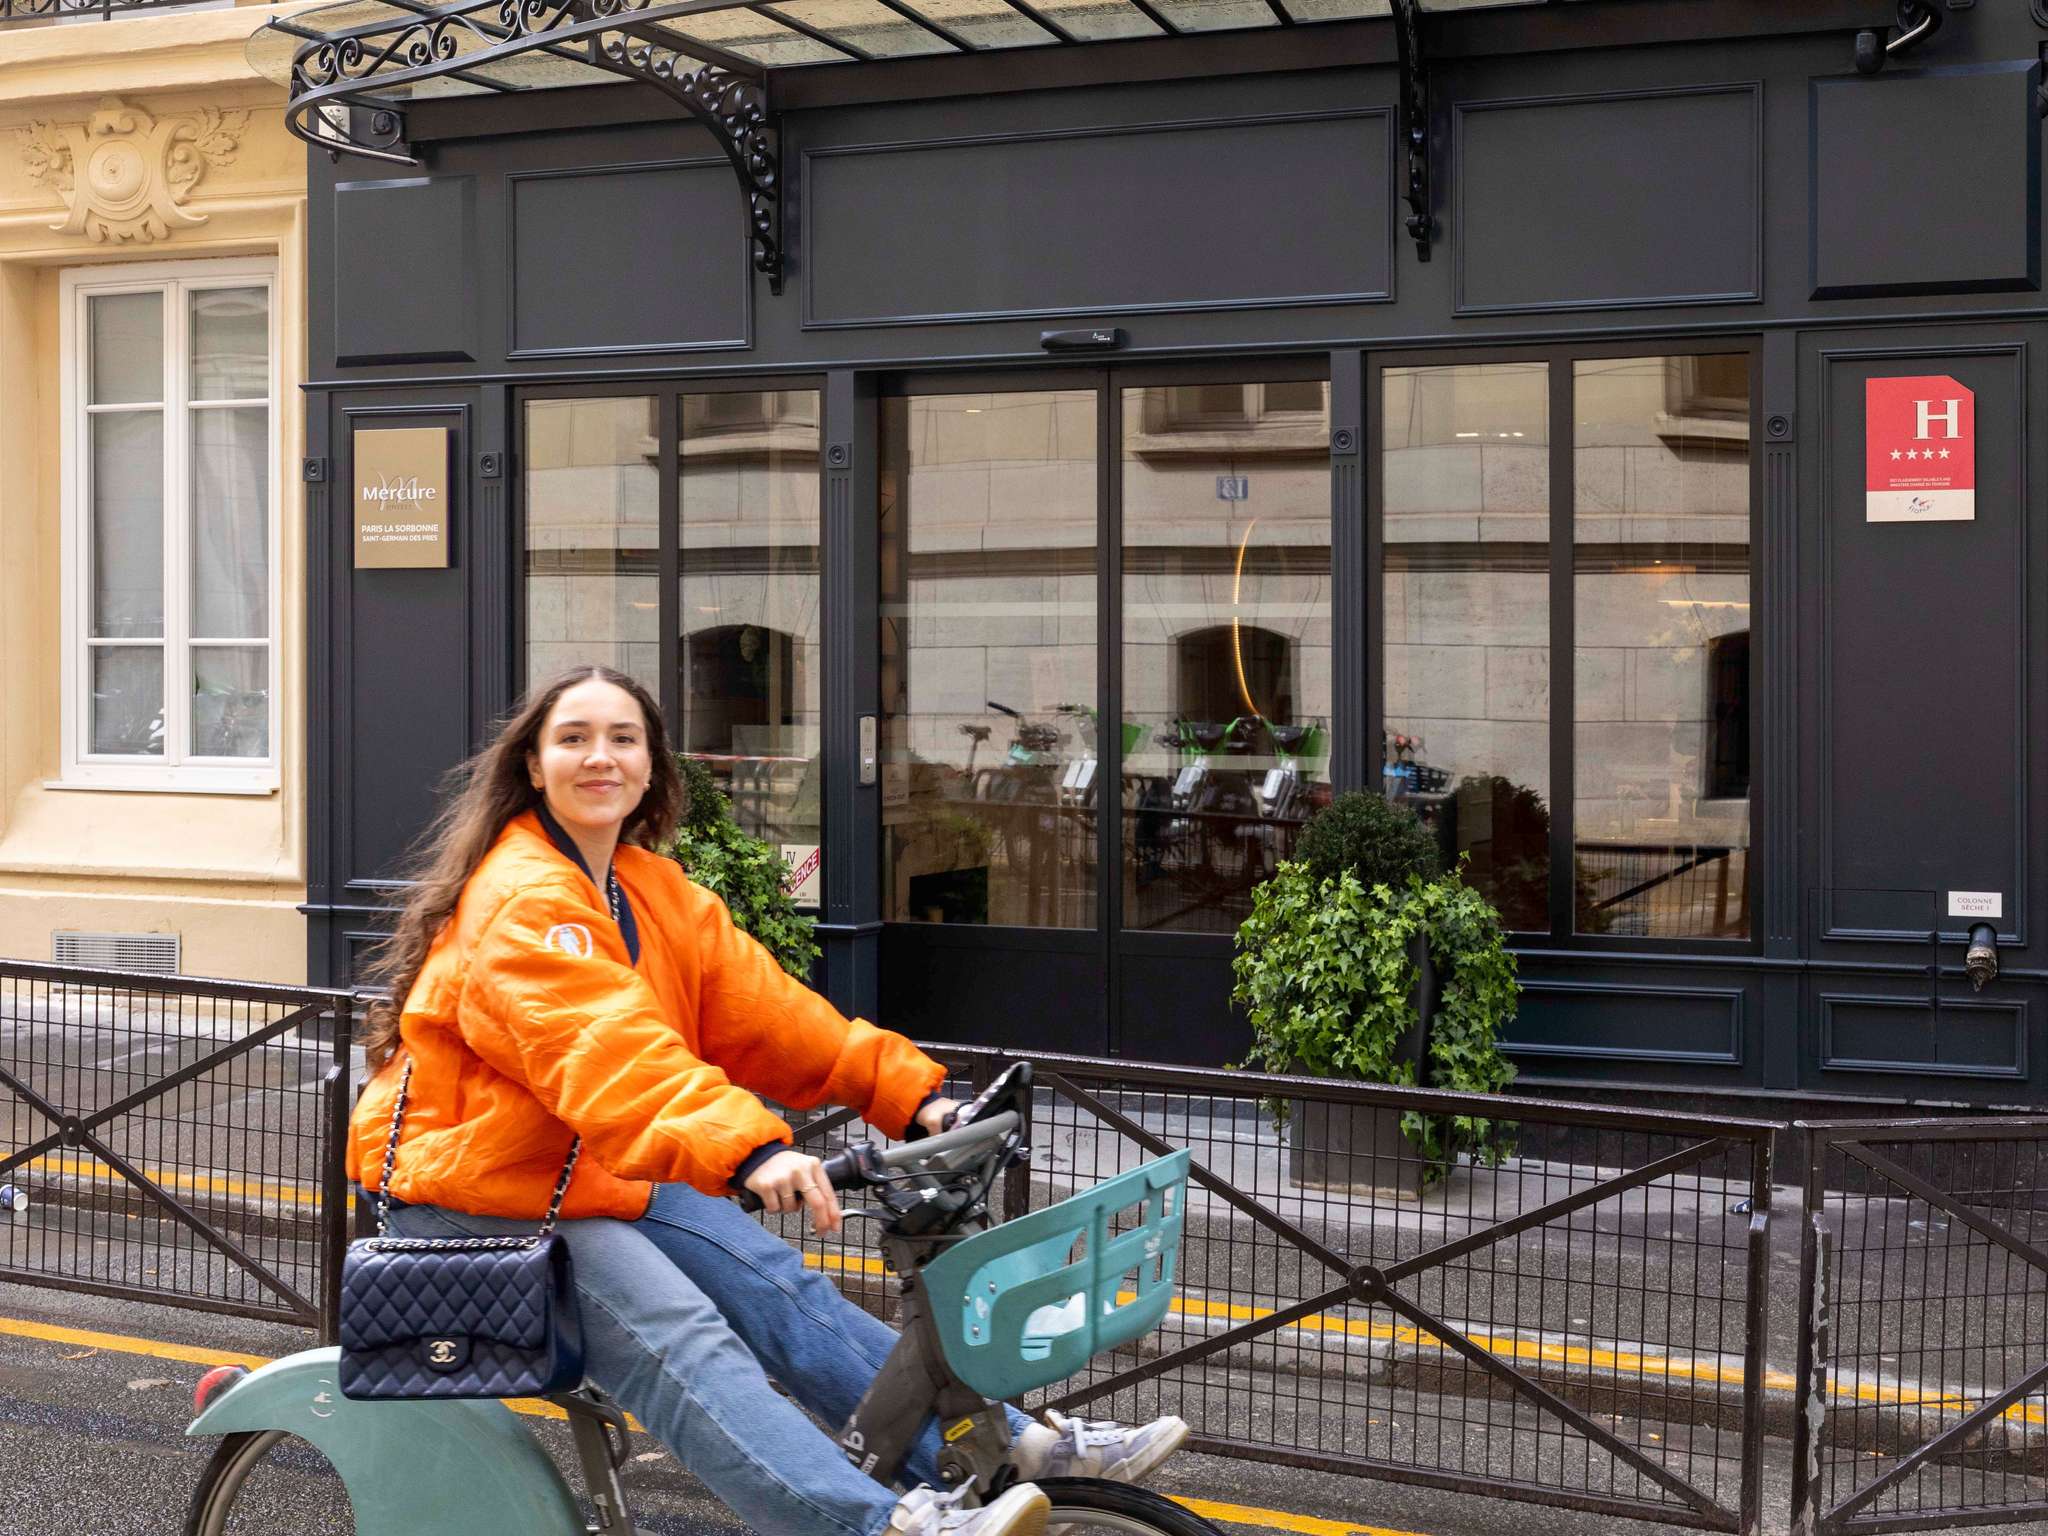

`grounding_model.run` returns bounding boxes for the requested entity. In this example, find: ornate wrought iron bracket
[589,33,783,295]
[1390,0,1431,262]
[275,0,785,295]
